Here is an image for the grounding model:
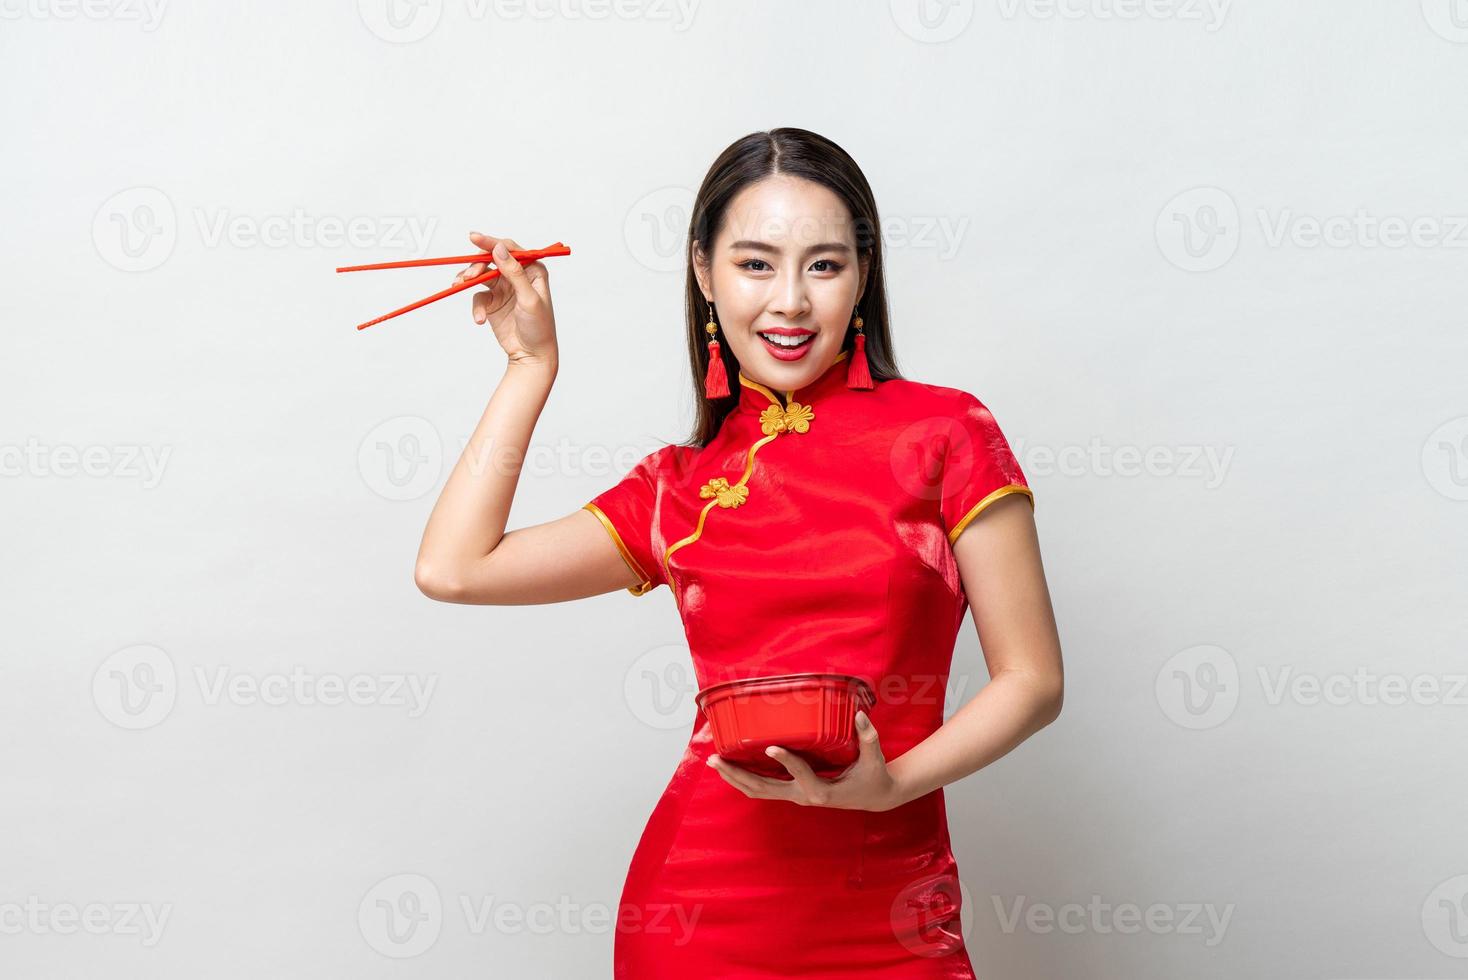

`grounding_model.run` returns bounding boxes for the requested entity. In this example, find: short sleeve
[583,447,670,596]
[939,391,1033,545]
